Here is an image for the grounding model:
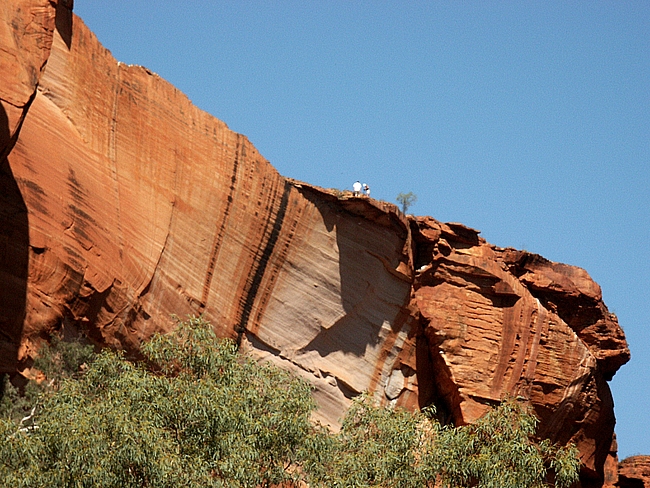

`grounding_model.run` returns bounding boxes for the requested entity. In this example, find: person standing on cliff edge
[353,180,362,196]
[363,183,370,197]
